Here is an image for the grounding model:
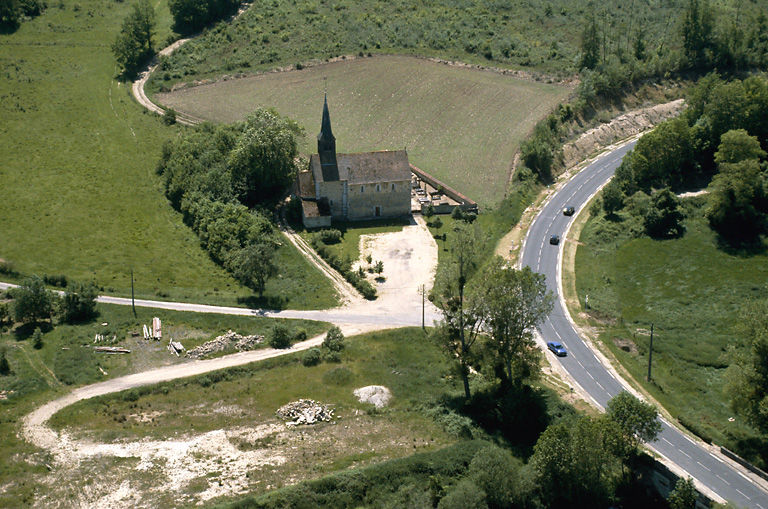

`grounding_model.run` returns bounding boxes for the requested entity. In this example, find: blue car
[547,341,567,357]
